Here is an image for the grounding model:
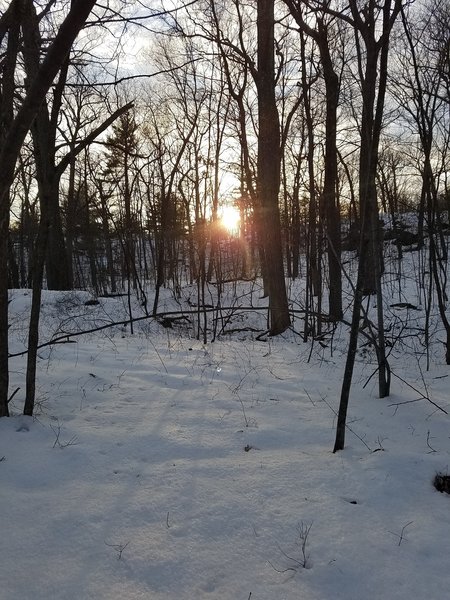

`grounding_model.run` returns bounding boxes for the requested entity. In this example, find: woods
[1,0,449,450]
